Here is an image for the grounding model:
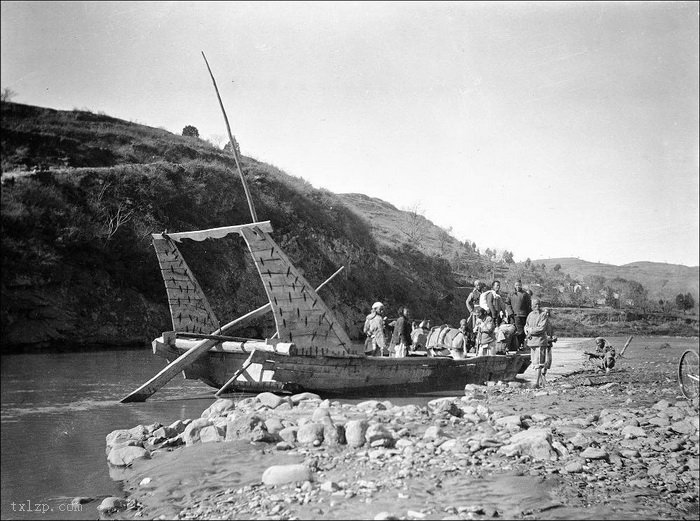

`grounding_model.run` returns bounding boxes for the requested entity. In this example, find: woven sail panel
[152,235,220,334]
[239,226,351,353]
